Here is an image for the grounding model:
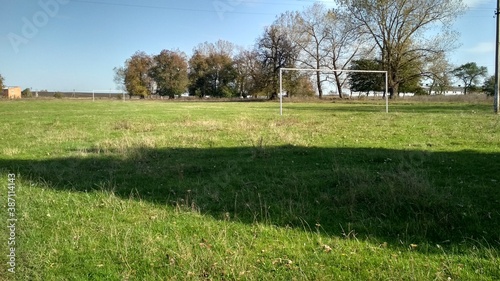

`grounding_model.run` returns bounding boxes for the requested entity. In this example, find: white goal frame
[91,90,126,101]
[279,68,389,115]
